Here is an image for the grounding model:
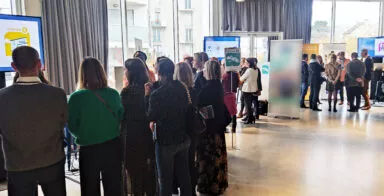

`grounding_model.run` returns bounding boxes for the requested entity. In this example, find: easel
[229,69,240,150]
